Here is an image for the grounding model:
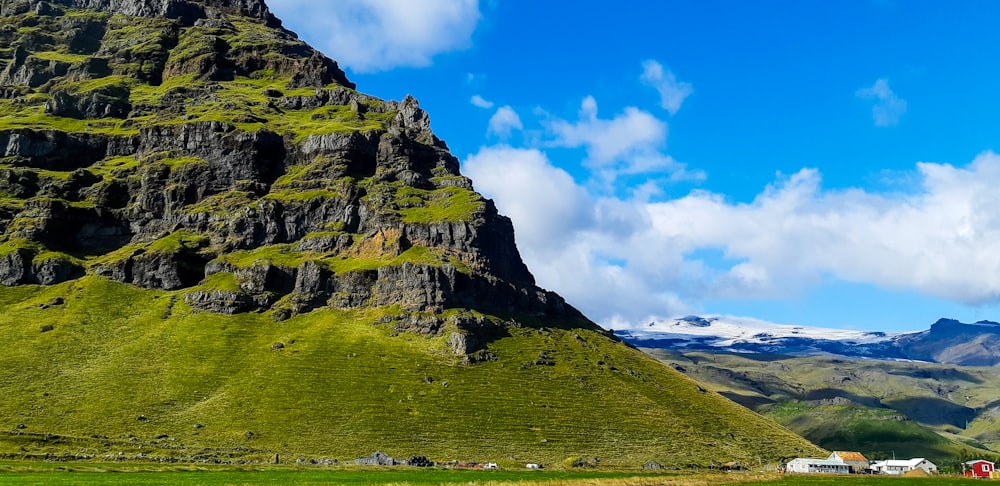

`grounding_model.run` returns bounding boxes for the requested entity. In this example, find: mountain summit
[0,0,569,323]
[0,0,821,465]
